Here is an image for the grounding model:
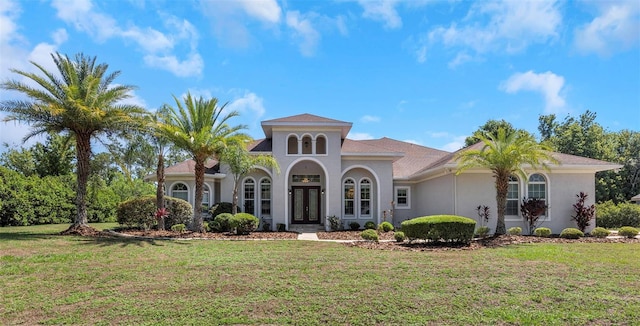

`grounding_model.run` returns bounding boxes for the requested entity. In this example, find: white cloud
[143,53,203,78]
[358,0,402,29]
[200,0,281,49]
[418,1,561,65]
[50,0,202,77]
[348,132,374,140]
[574,2,640,56]
[440,136,467,152]
[360,115,380,123]
[403,139,422,145]
[500,70,566,114]
[286,11,321,57]
[227,91,266,119]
